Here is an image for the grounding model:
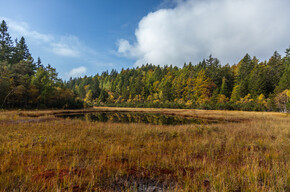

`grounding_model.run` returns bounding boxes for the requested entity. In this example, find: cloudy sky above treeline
[1,0,289,79]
